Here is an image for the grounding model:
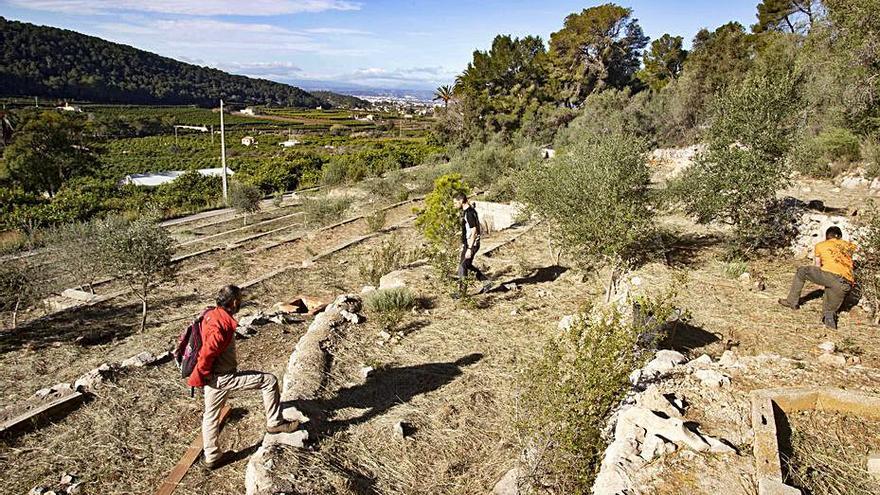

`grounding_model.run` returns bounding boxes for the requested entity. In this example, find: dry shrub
[303,196,351,225]
[365,287,415,331]
[365,209,387,232]
[357,235,421,286]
